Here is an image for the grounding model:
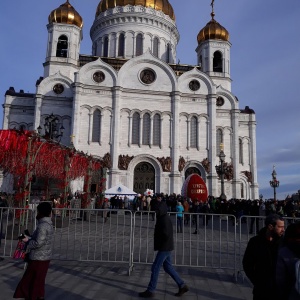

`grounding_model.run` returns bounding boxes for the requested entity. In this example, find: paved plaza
[0,258,253,300]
